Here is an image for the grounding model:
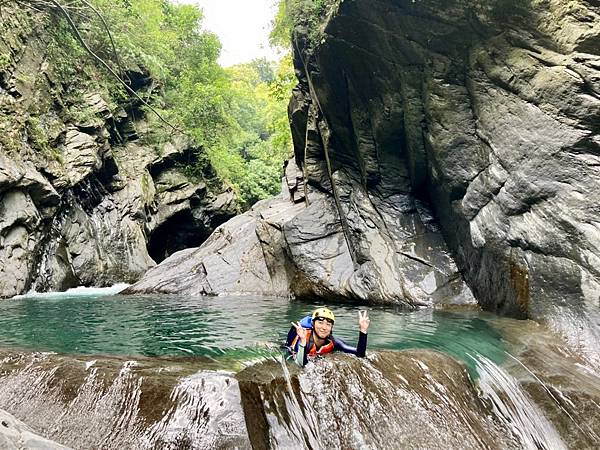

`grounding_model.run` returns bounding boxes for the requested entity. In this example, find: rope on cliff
[293,36,358,269]
[302,118,310,206]
[78,0,127,82]
[11,0,181,134]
